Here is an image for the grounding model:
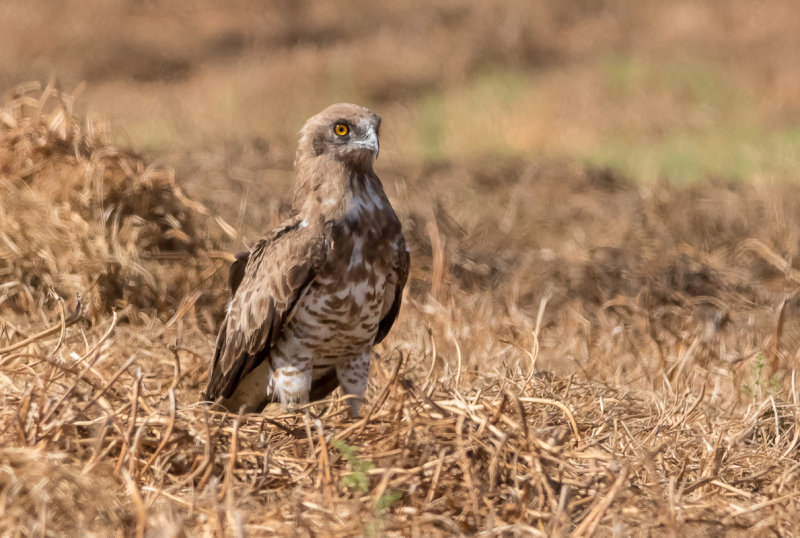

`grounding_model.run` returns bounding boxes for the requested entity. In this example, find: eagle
[203,103,409,416]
